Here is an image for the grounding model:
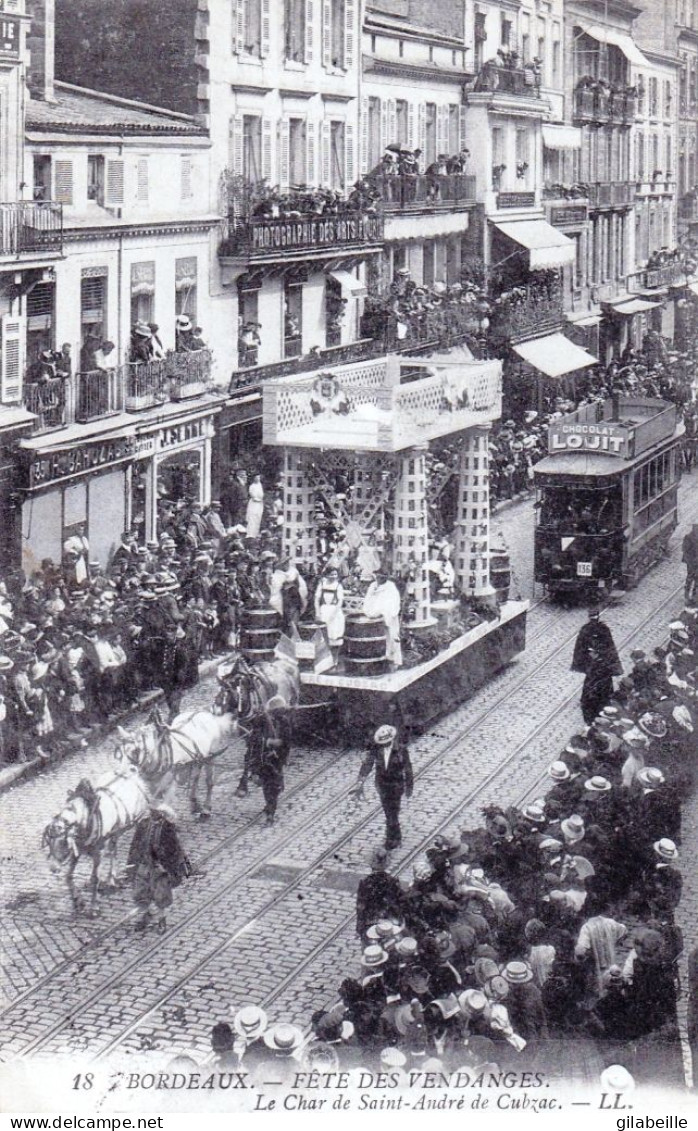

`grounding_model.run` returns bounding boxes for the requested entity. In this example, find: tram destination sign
[548,419,629,458]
